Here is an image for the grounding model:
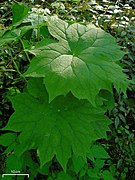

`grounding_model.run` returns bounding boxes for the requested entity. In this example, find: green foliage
[0,133,17,147]
[0,1,134,180]
[12,3,30,26]
[24,16,129,106]
[3,78,111,170]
